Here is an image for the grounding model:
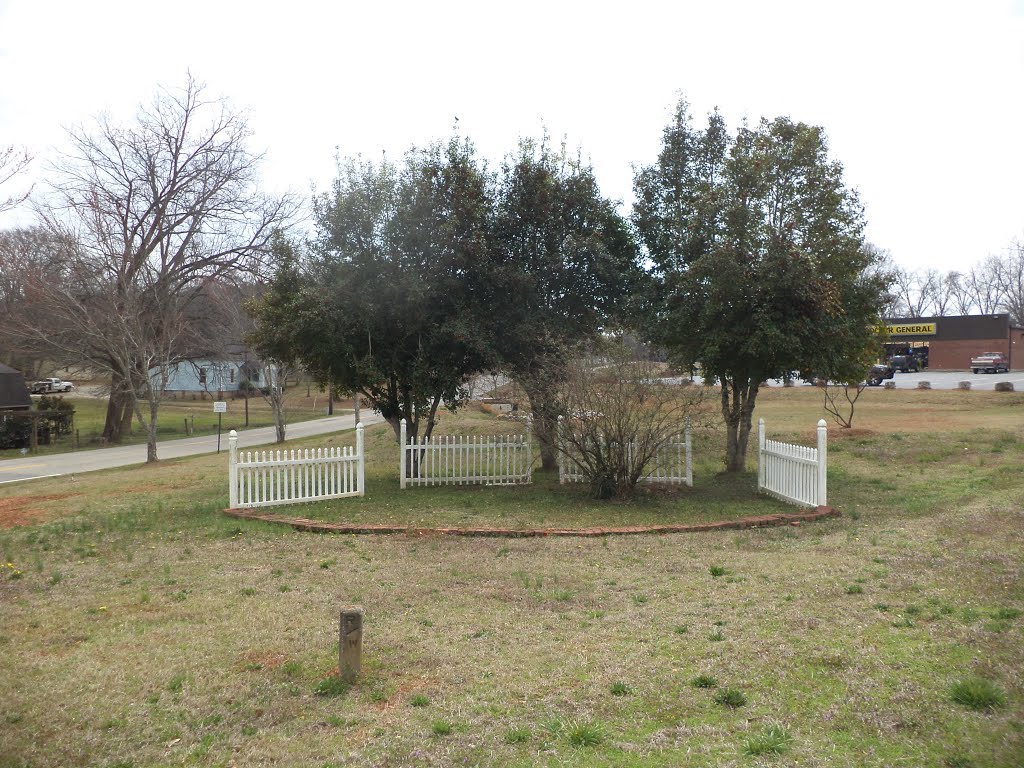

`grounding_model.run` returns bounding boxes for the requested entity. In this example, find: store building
[884,314,1024,370]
